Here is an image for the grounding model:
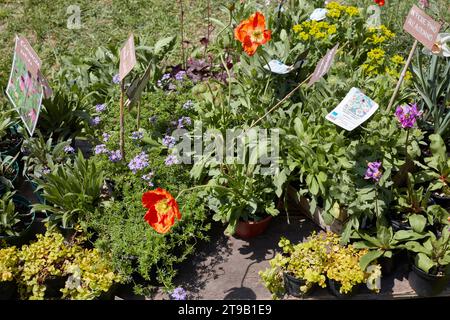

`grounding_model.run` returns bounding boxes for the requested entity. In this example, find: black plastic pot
[390,216,411,232]
[0,126,23,158]
[0,195,37,246]
[0,280,17,300]
[379,256,395,276]
[408,264,450,297]
[44,275,68,299]
[327,279,359,299]
[431,193,450,209]
[283,272,312,297]
[57,224,77,243]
